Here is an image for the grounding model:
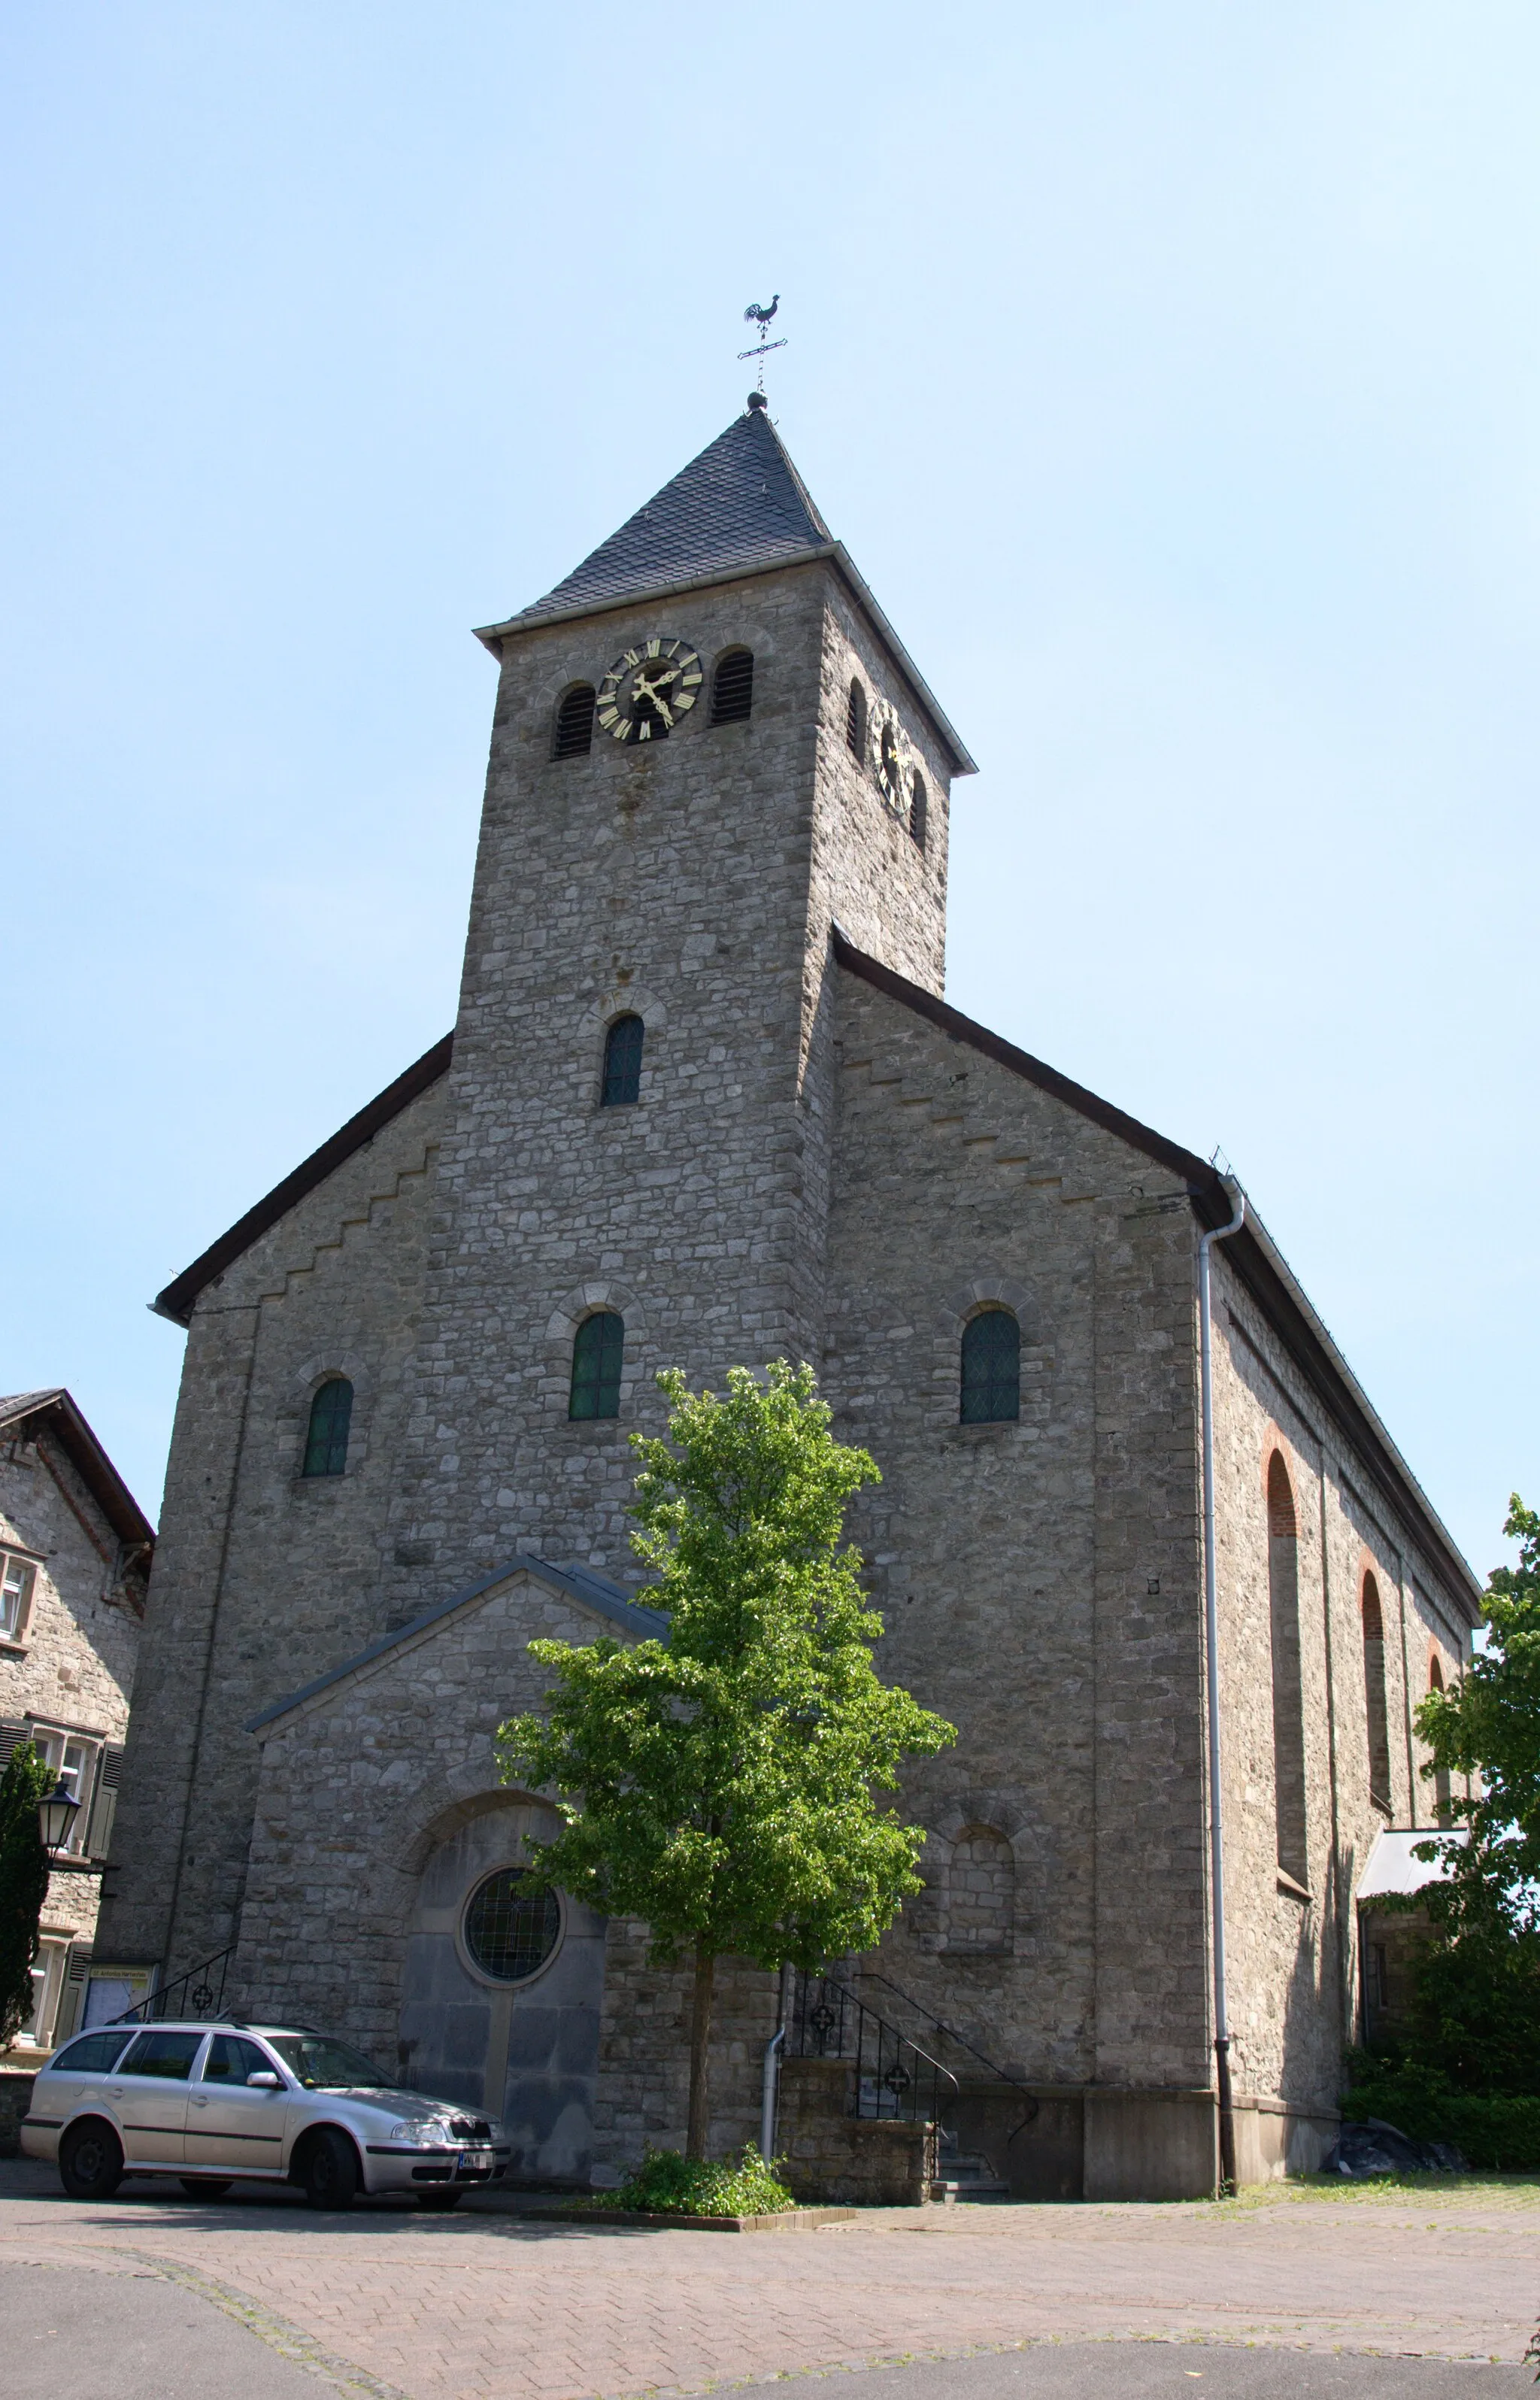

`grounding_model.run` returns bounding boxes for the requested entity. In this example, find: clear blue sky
[4,3,1535,1581]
